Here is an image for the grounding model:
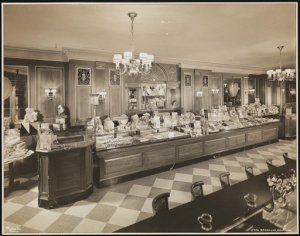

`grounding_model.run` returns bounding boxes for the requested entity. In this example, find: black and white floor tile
[3,139,297,233]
